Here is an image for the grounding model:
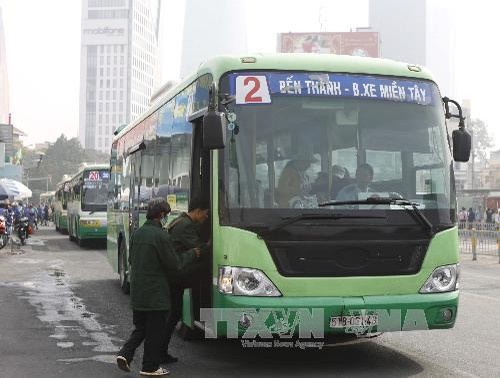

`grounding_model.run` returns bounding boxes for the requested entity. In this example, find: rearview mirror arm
[442,97,466,129]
